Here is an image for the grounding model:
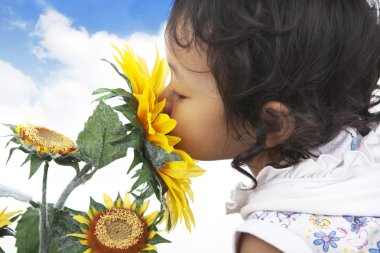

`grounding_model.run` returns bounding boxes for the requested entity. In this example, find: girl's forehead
[164,31,210,73]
